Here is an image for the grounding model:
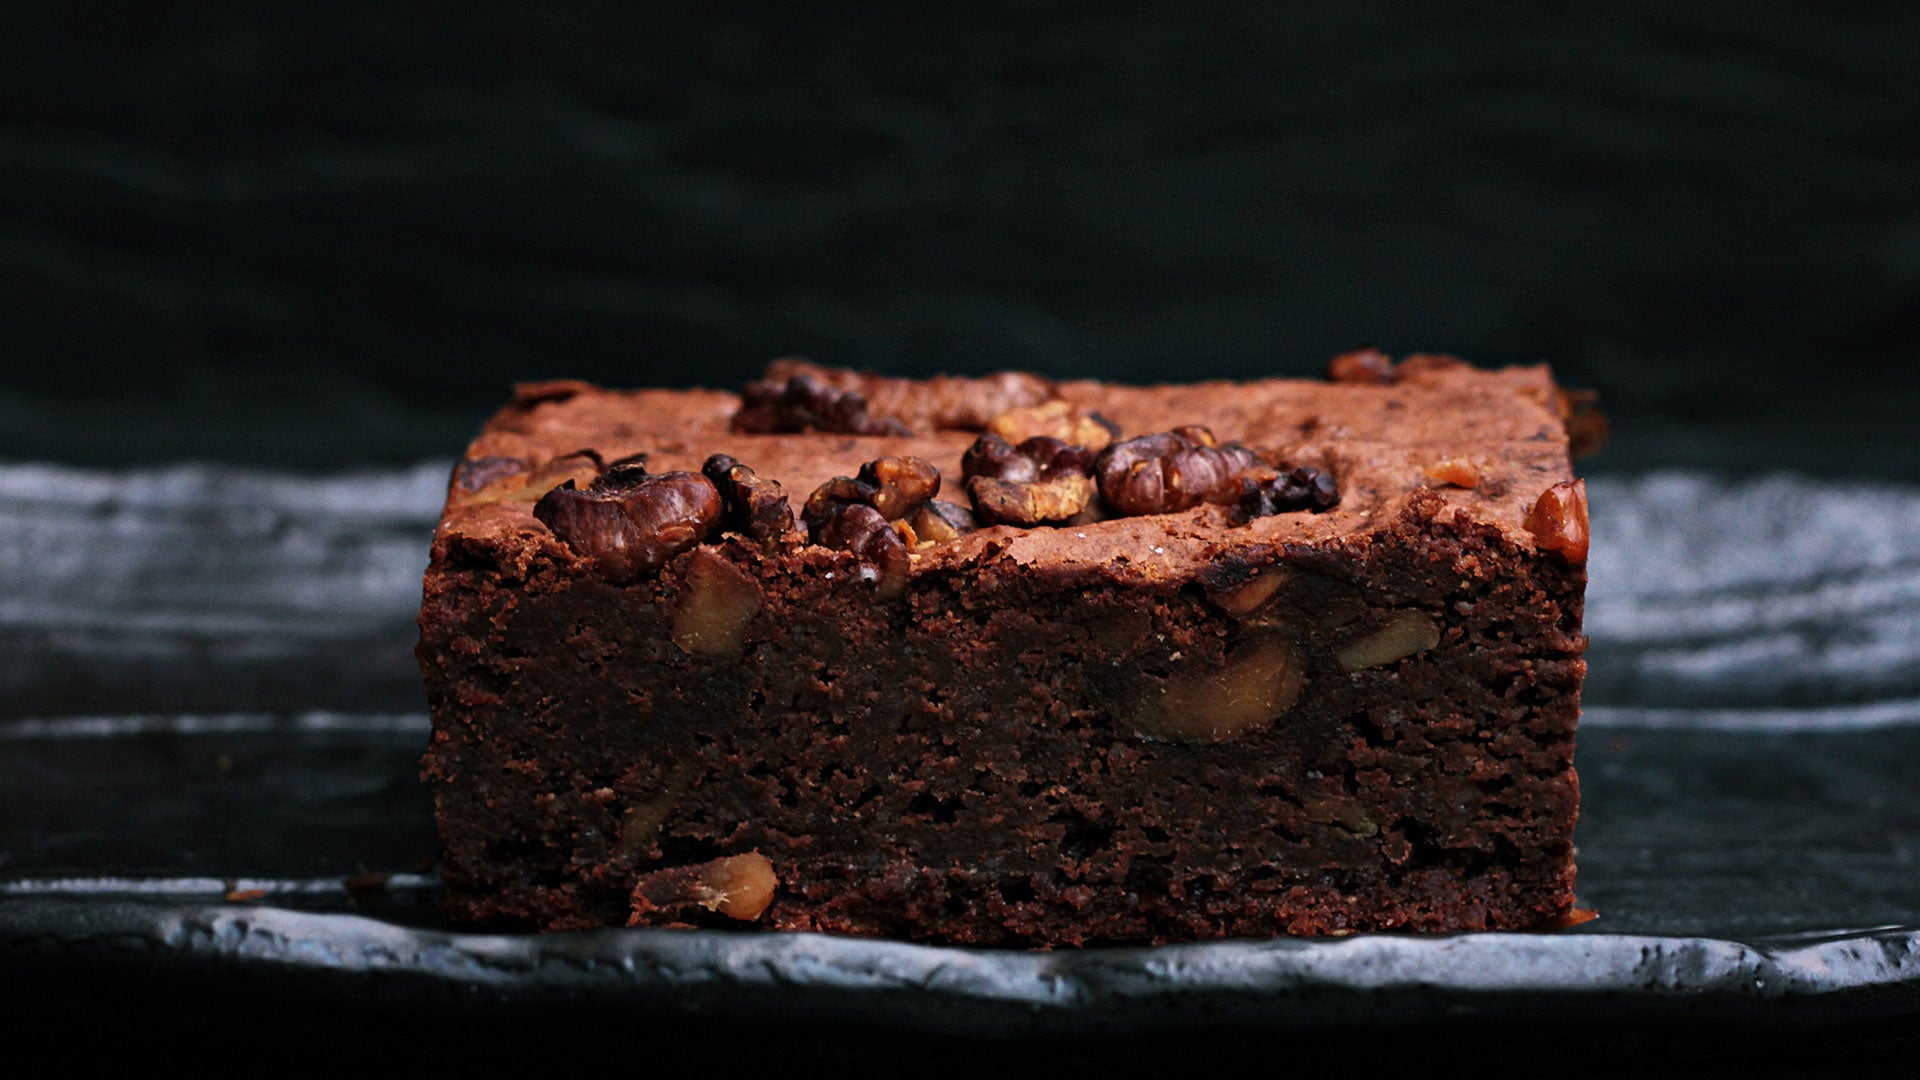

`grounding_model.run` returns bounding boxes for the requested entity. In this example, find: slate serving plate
[3,465,1919,1060]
